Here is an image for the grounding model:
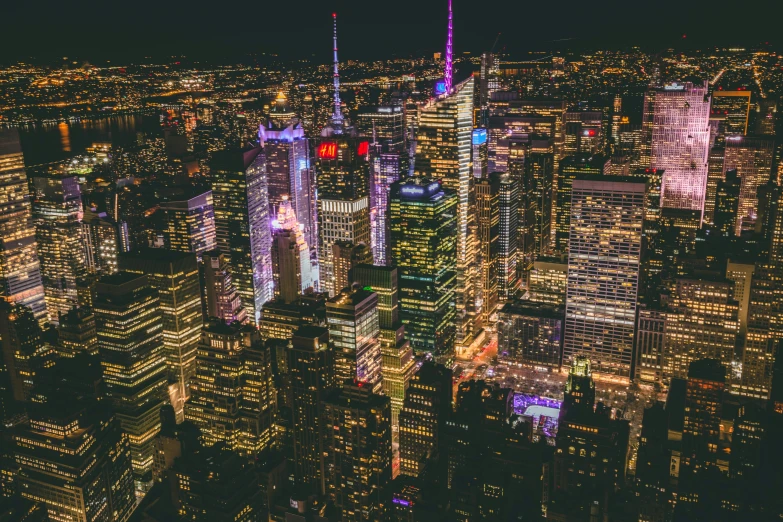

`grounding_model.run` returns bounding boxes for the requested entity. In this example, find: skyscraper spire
[331,12,343,125]
[444,0,453,93]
